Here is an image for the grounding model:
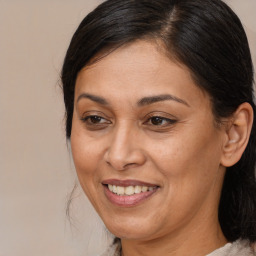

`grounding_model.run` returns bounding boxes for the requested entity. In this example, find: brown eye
[148,116,176,126]
[151,117,165,125]
[88,116,104,124]
[82,115,110,125]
